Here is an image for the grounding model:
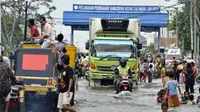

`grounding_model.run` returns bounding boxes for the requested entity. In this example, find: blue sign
[73,4,160,13]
